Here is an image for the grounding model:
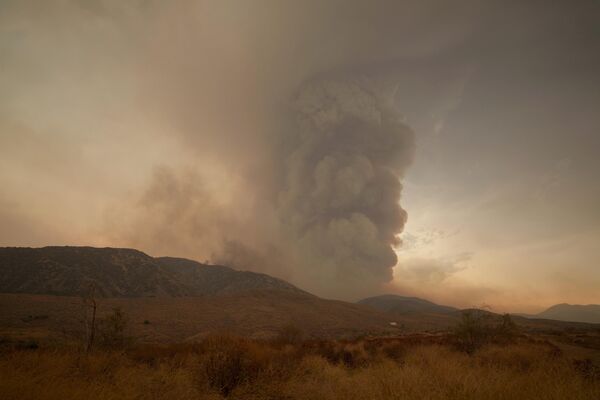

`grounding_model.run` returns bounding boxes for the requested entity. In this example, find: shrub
[454,311,520,354]
[274,324,304,346]
[454,310,492,354]
[495,313,519,343]
[307,340,371,368]
[98,308,131,349]
[574,358,600,381]
[379,341,407,362]
[201,335,261,396]
[15,340,39,351]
